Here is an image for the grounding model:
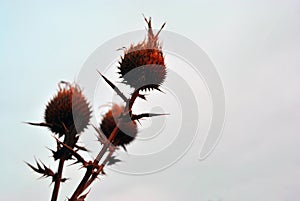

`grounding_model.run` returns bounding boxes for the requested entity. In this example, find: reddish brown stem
[82,147,116,192]
[69,164,93,201]
[69,126,120,200]
[95,126,119,163]
[50,158,65,201]
[127,88,141,117]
